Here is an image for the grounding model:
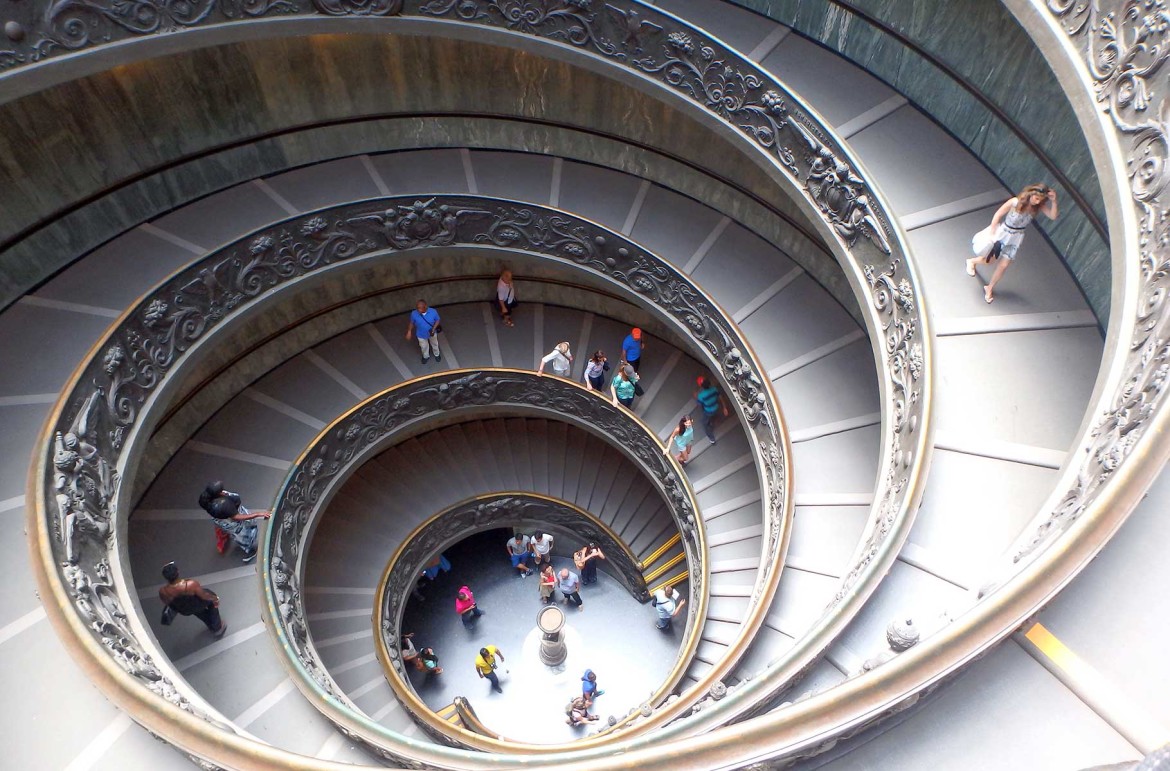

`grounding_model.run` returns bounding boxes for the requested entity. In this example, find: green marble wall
[0,33,856,318]
[726,0,1111,321]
